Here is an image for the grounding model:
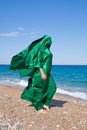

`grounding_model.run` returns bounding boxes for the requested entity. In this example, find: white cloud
[22,33,30,36]
[29,32,37,35]
[17,27,24,31]
[0,32,19,37]
[22,31,41,36]
[0,30,41,38]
